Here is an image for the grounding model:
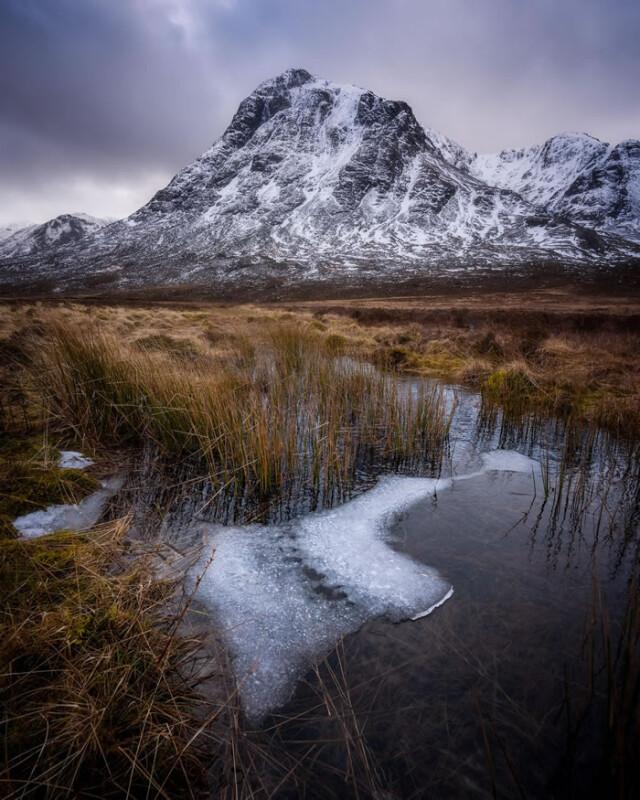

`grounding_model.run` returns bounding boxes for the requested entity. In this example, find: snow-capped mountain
[467,134,640,243]
[0,69,638,294]
[0,222,31,243]
[119,69,607,263]
[553,139,640,243]
[0,213,111,260]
